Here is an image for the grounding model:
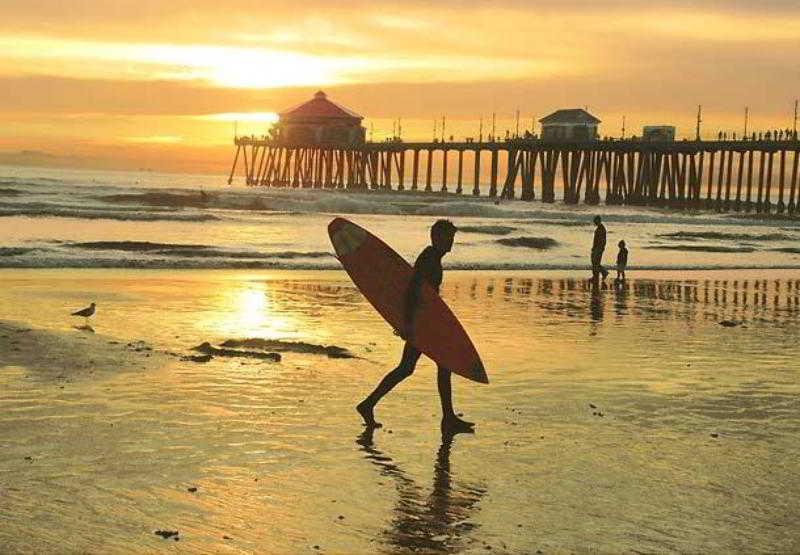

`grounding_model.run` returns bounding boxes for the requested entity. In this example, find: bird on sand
[71,302,96,322]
